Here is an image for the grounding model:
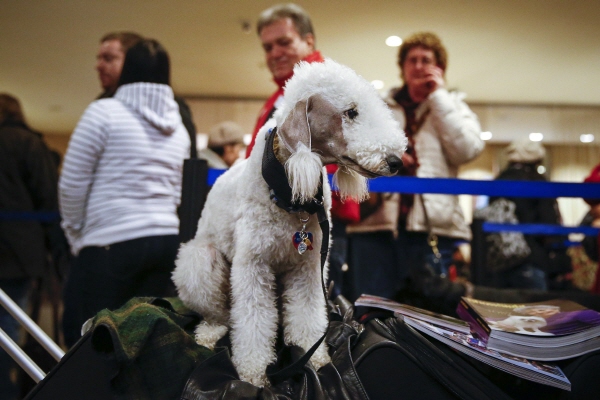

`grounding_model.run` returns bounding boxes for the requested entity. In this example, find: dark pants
[62,235,179,347]
[495,263,547,290]
[346,226,457,303]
